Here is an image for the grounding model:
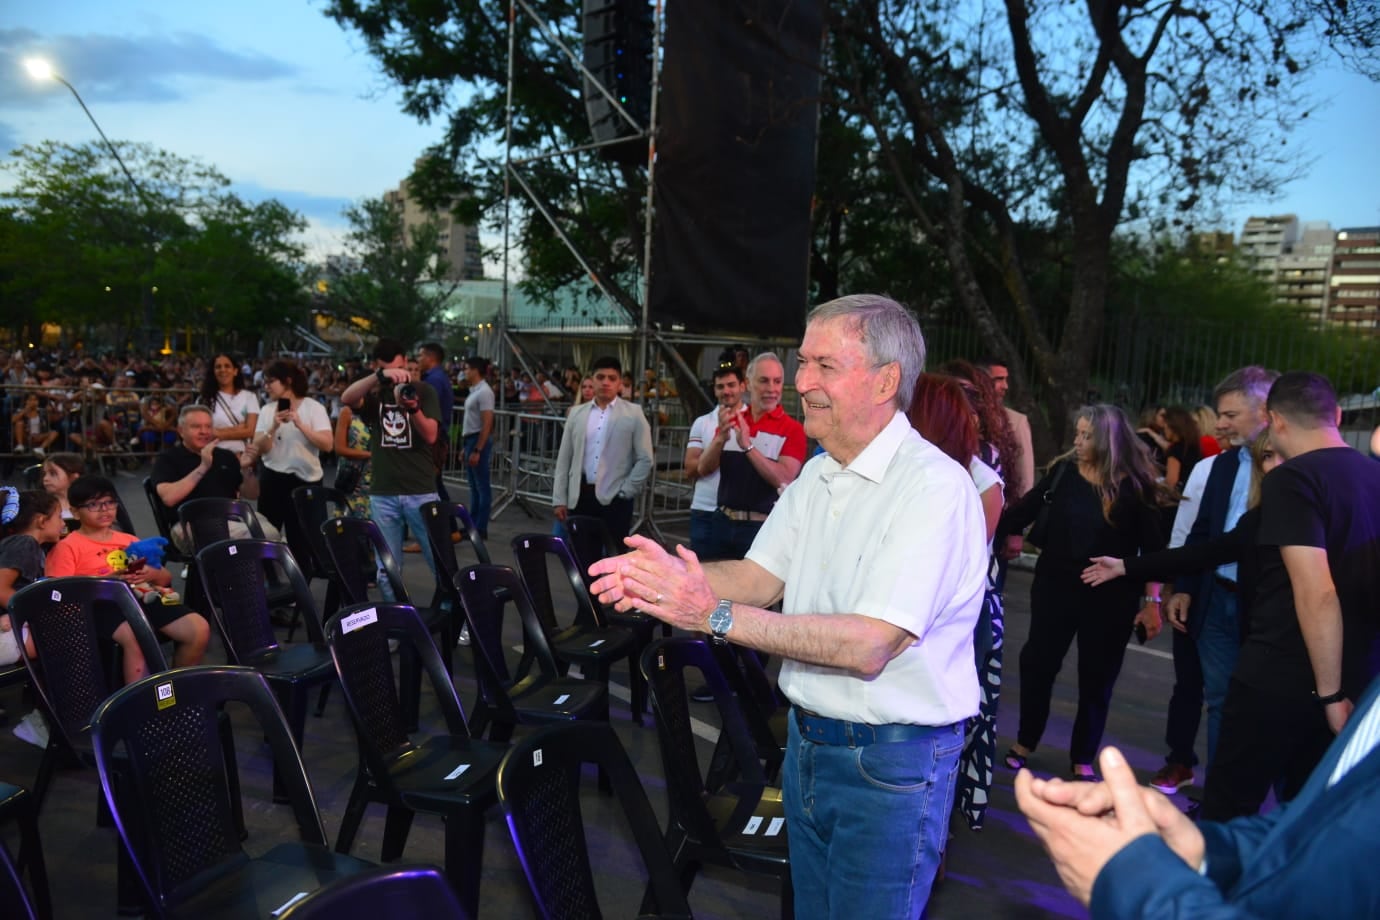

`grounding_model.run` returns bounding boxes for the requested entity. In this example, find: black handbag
[334,460,363,496]
[1024,460,1070,549]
